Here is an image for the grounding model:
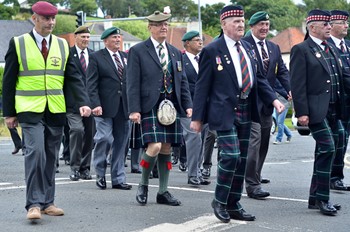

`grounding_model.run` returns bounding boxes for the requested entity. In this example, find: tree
[302,0,350,11]
[0,3,18,19]
[201,3,225,37]
[69,0,98,15]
